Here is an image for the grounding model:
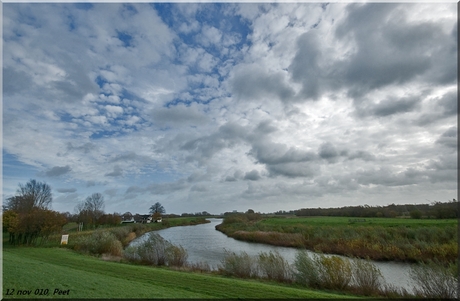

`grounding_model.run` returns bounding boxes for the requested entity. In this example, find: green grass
[3,248,357,299]
[217,215,458,263]
[260,216,458,228]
